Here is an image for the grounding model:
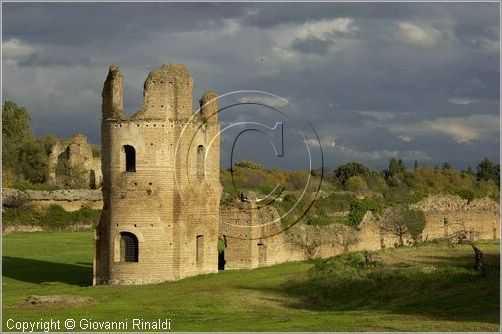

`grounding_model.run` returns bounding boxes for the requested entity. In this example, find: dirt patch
[17,295,94,308]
